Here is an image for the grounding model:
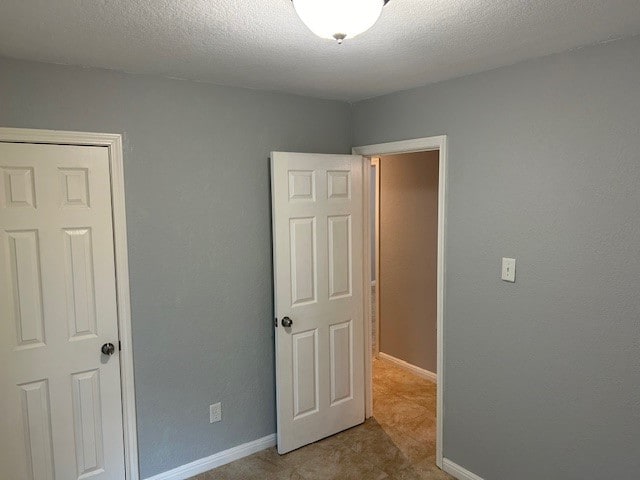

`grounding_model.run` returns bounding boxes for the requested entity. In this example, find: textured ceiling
[1,0,640,100]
